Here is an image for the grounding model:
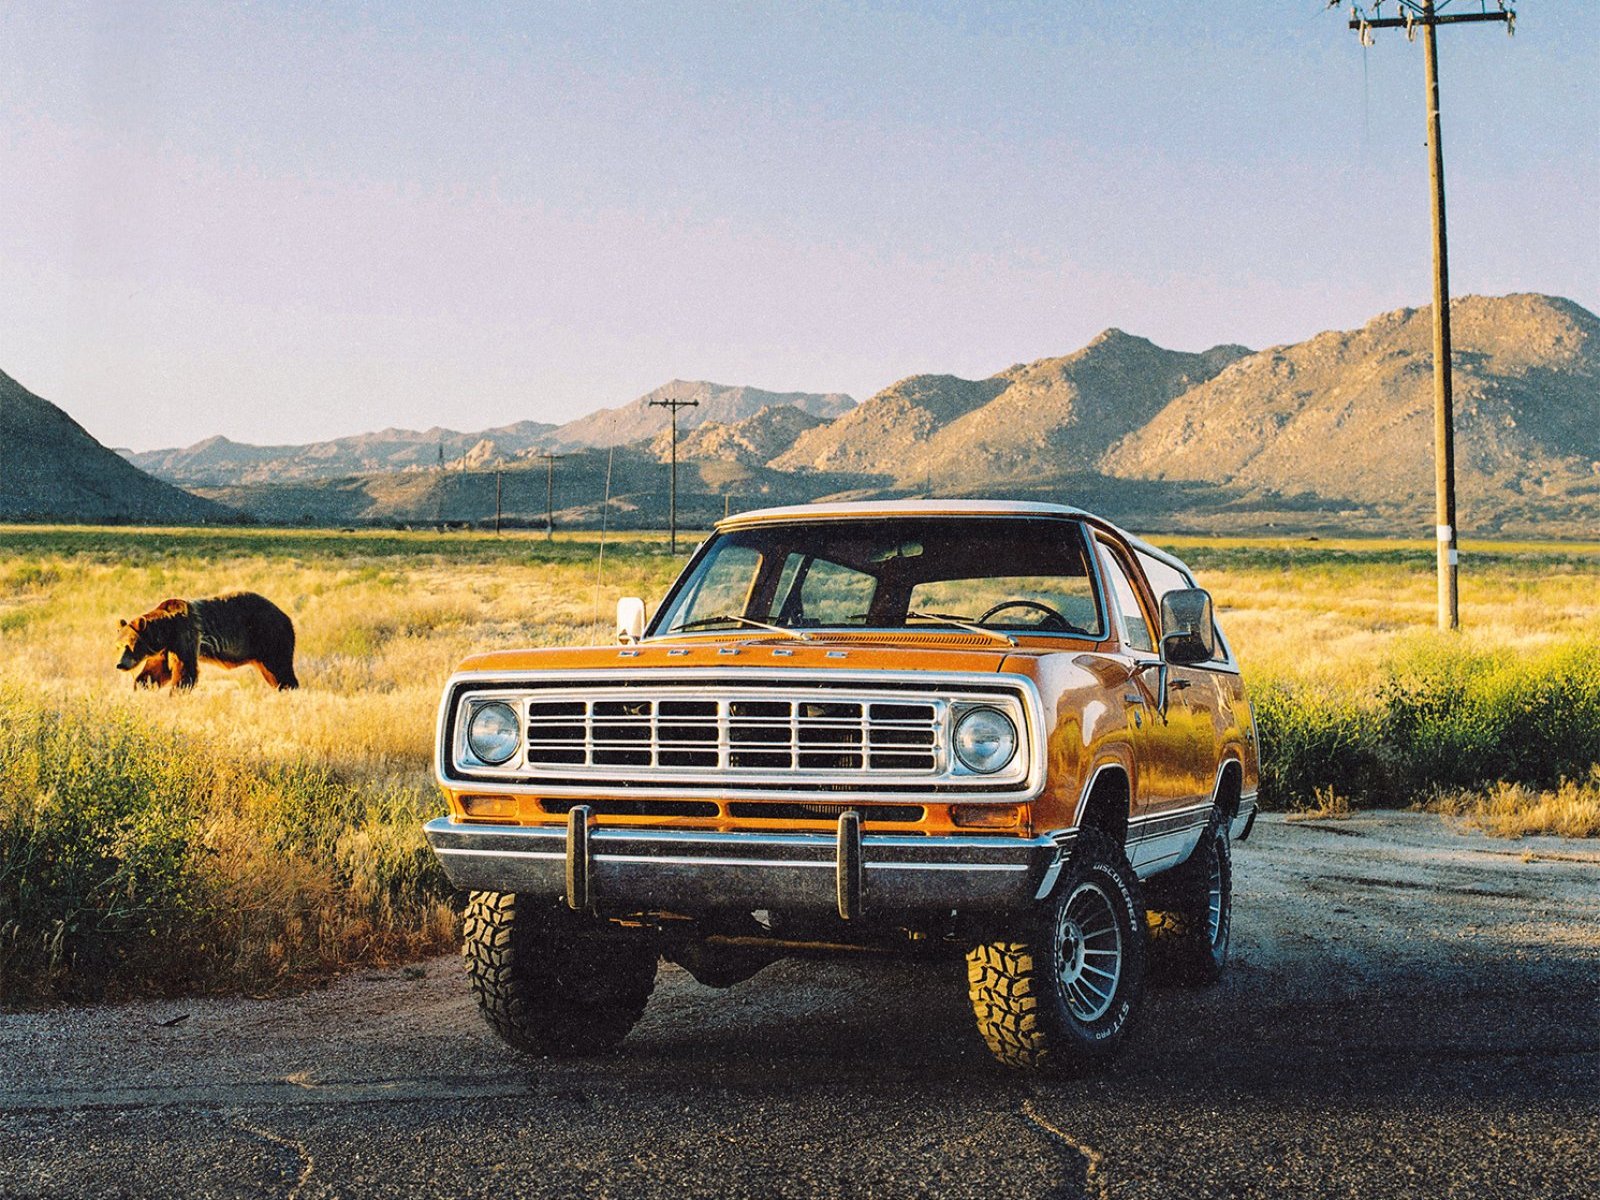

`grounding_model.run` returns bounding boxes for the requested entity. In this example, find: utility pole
[536,451,567,540]
[494,458,504,537]
[647,396,699,553]
[1341,0,1514,631]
